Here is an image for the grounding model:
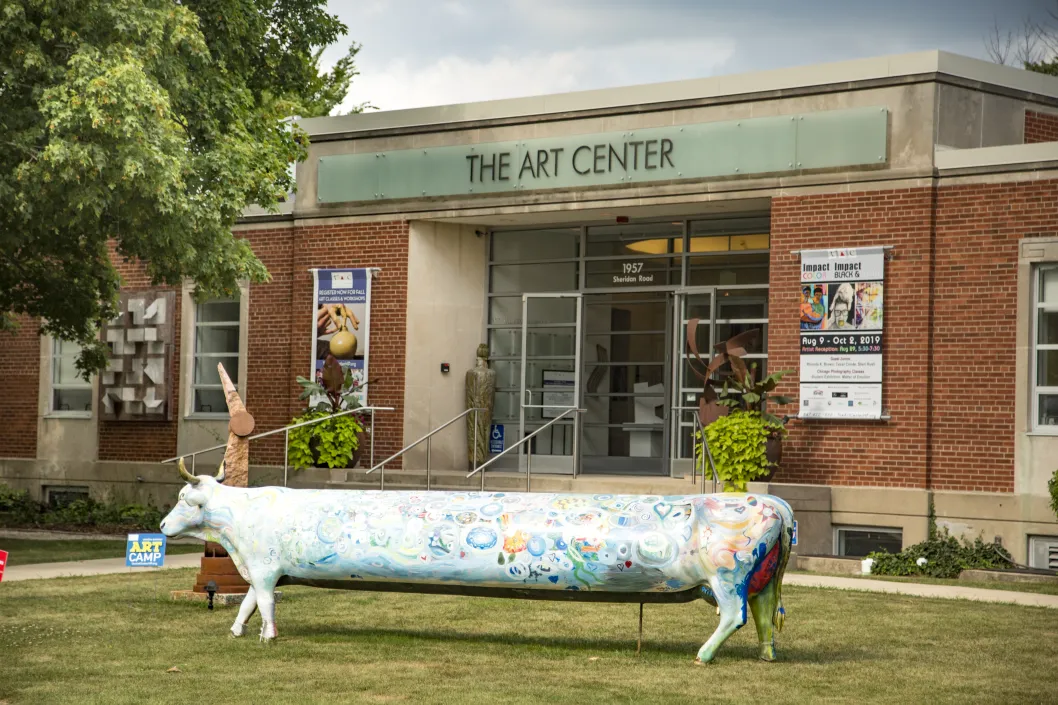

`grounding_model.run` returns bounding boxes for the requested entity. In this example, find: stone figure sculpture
[464,343,496,469]
[161,460,795,662]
